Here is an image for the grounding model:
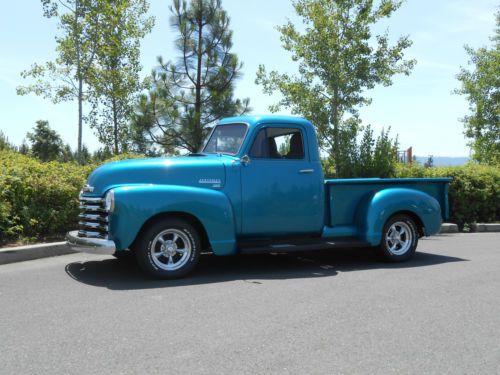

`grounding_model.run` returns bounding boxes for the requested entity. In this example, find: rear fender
[109,185,236,255]
[355,188,442,246]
